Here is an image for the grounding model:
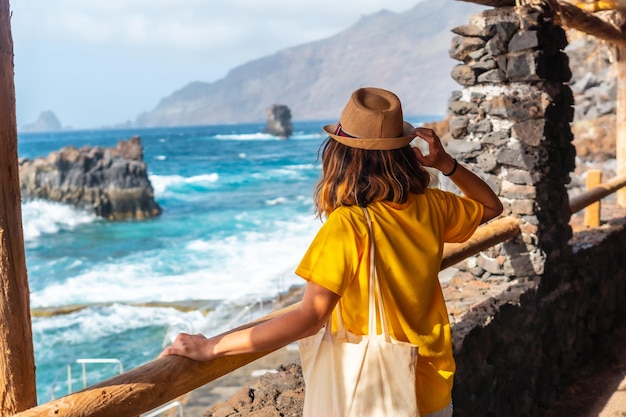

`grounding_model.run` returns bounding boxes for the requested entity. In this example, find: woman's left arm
[160,281,340,361]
